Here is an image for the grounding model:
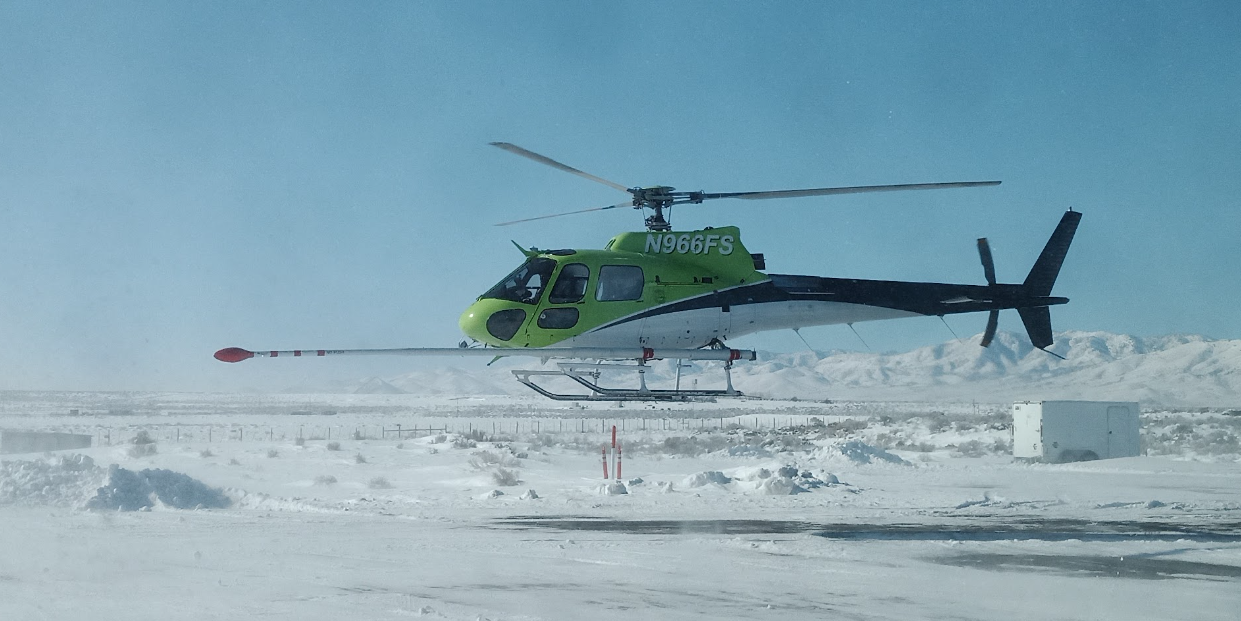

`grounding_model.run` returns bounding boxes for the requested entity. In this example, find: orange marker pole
[602,446,609,479]
[616,444,622,480]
